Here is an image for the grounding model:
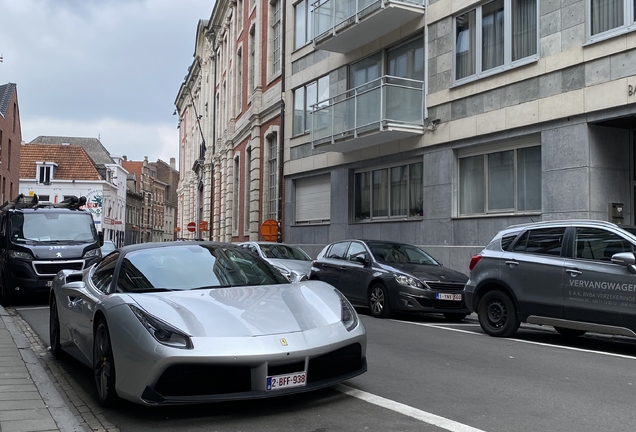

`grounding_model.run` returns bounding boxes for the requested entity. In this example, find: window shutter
[295,175,330,223]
